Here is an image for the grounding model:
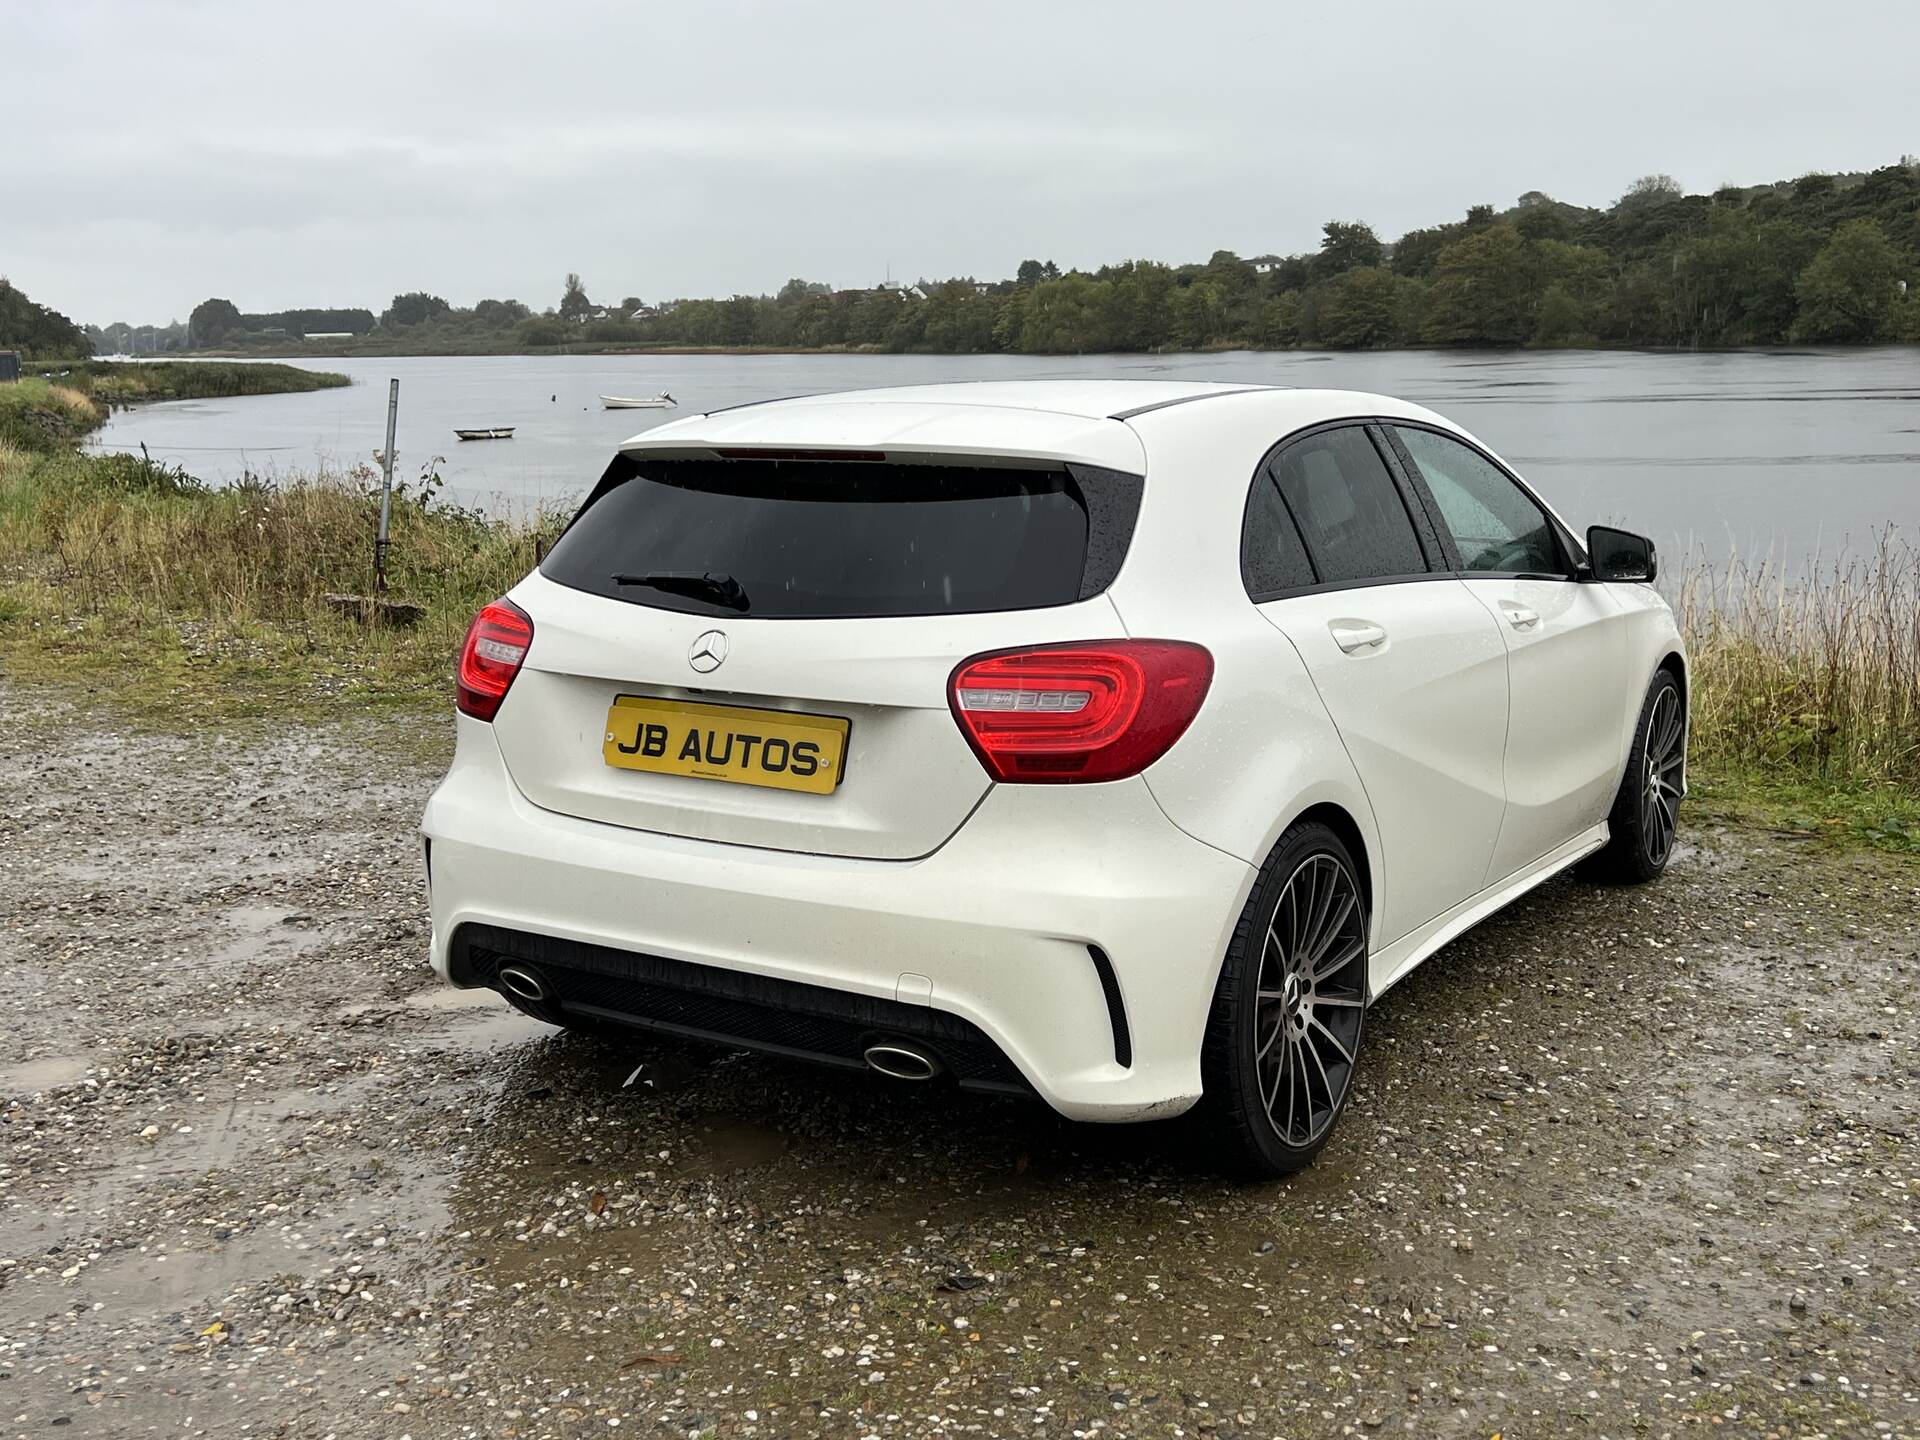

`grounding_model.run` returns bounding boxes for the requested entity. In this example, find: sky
[5,0,1916,324]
